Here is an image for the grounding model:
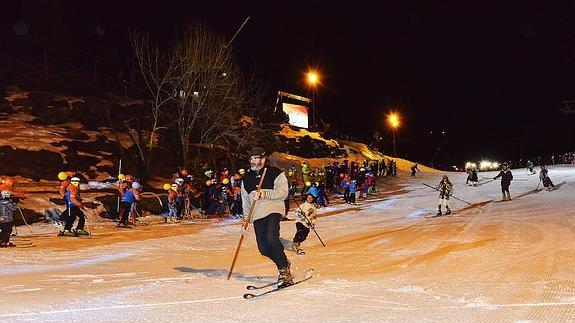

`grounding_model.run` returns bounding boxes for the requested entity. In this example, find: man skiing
[287,194,317,255]
[539,165,555,191]
[436,175,453,216]
[241,146,292,287]
[493,162,513,201]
